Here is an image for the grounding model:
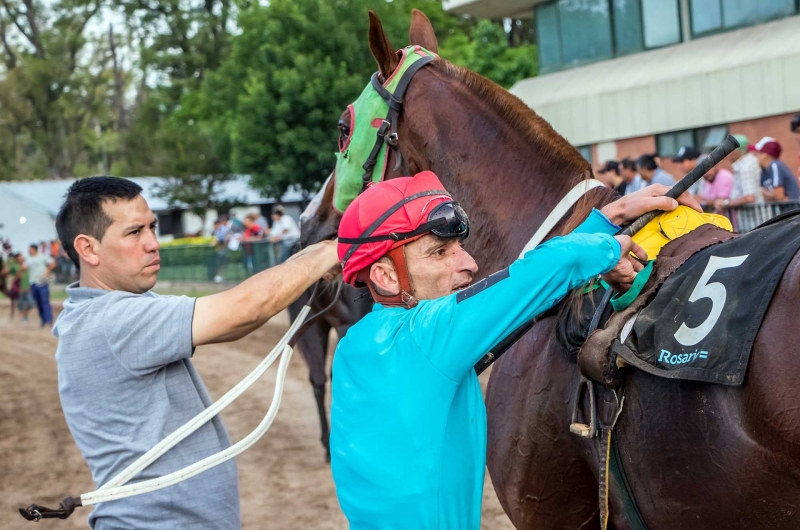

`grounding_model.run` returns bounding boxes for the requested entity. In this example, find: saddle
[559,210,800,530]
[569,209,800,389]
[577,224,736,388]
